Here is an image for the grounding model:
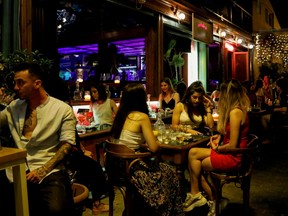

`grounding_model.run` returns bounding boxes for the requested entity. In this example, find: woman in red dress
[184,79,250,216]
